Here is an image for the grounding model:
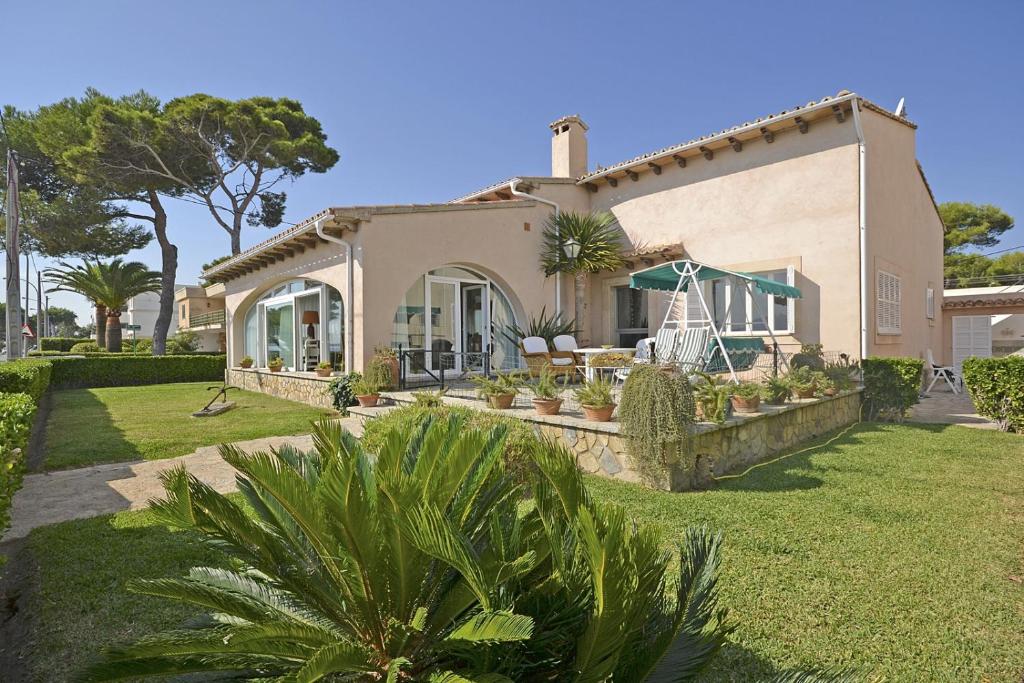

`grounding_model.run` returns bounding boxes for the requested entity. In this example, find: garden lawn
[42,382,332,470]
[15,423,1024,681]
